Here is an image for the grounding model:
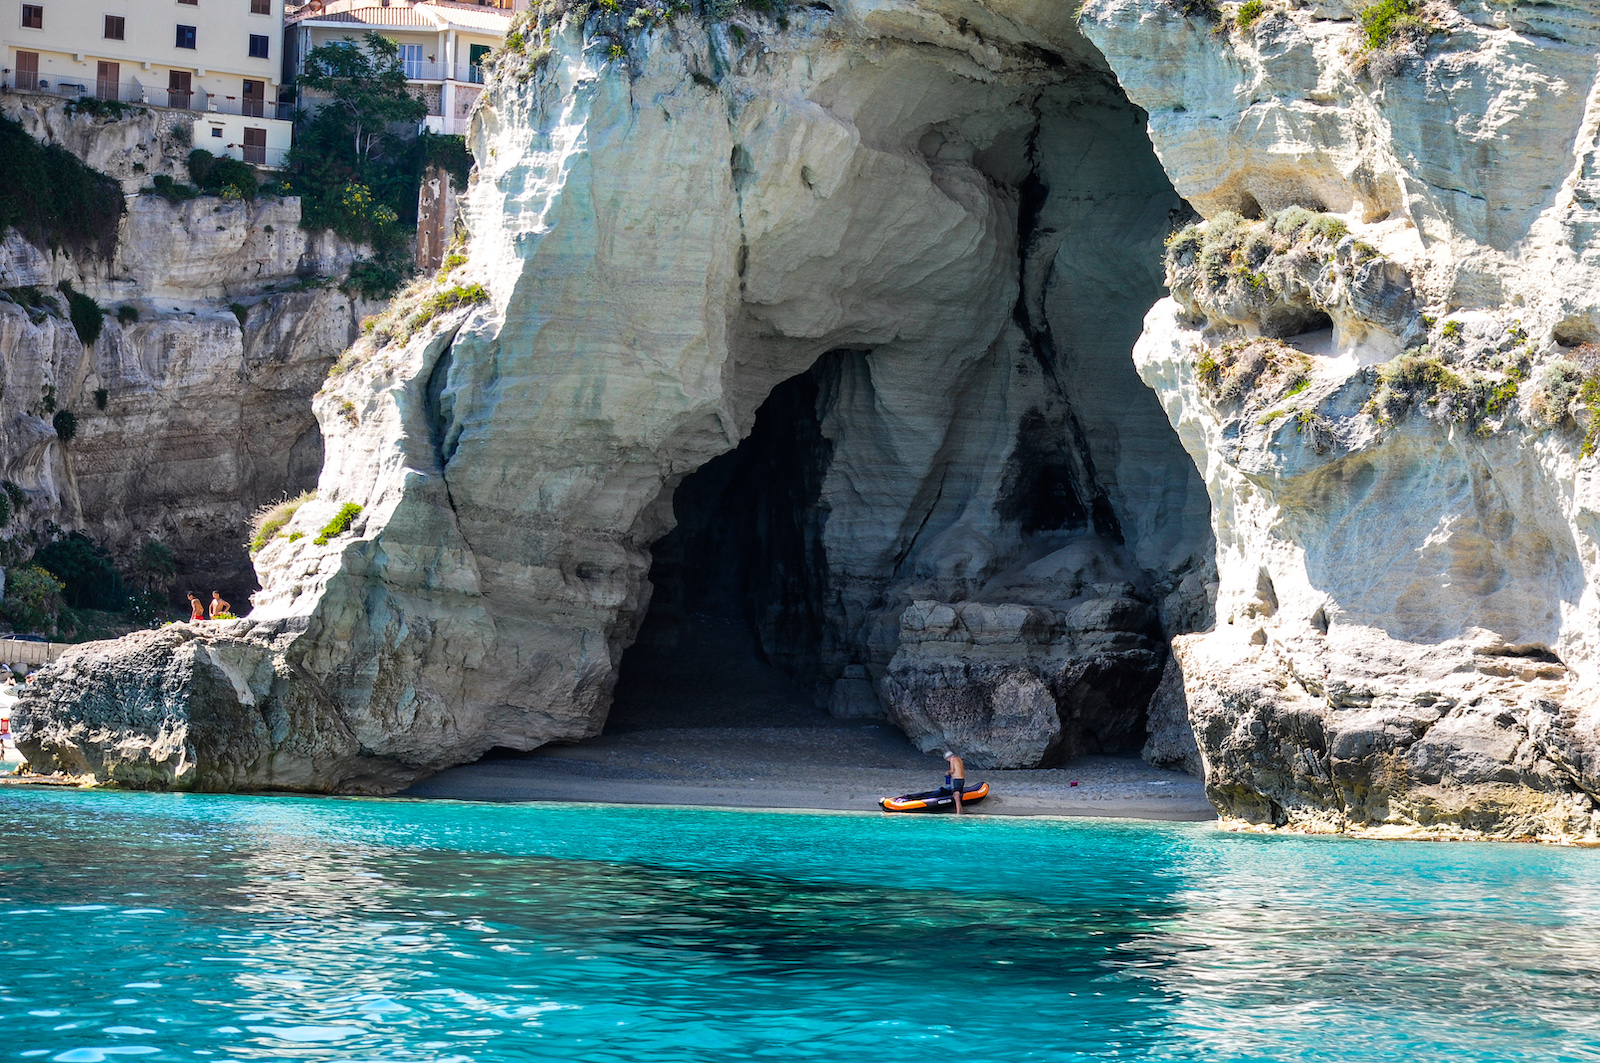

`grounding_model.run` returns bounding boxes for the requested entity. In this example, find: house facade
[2,0,293,165]
[285,0,515,137]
